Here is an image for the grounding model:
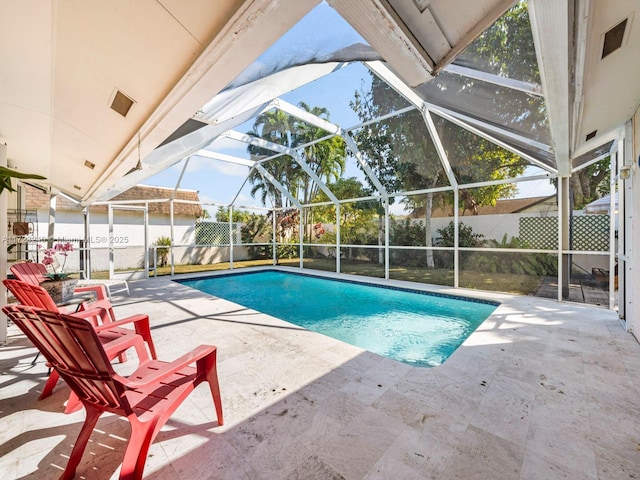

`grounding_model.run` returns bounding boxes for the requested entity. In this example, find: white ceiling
[576,0,640,155]
[1,0,639,204]
[1,0,250,198]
